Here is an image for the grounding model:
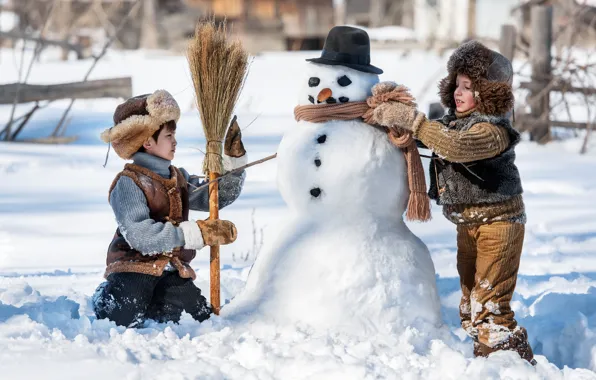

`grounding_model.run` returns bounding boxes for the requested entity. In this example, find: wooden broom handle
[209,172,221,315]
